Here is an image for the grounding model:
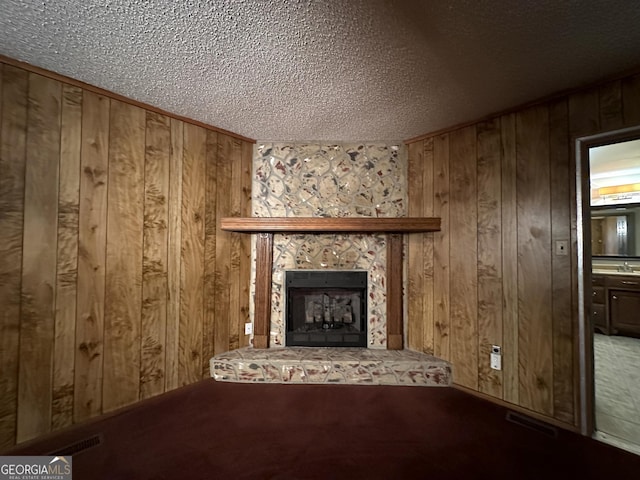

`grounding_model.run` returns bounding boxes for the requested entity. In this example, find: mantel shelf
[220,217,441,233]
